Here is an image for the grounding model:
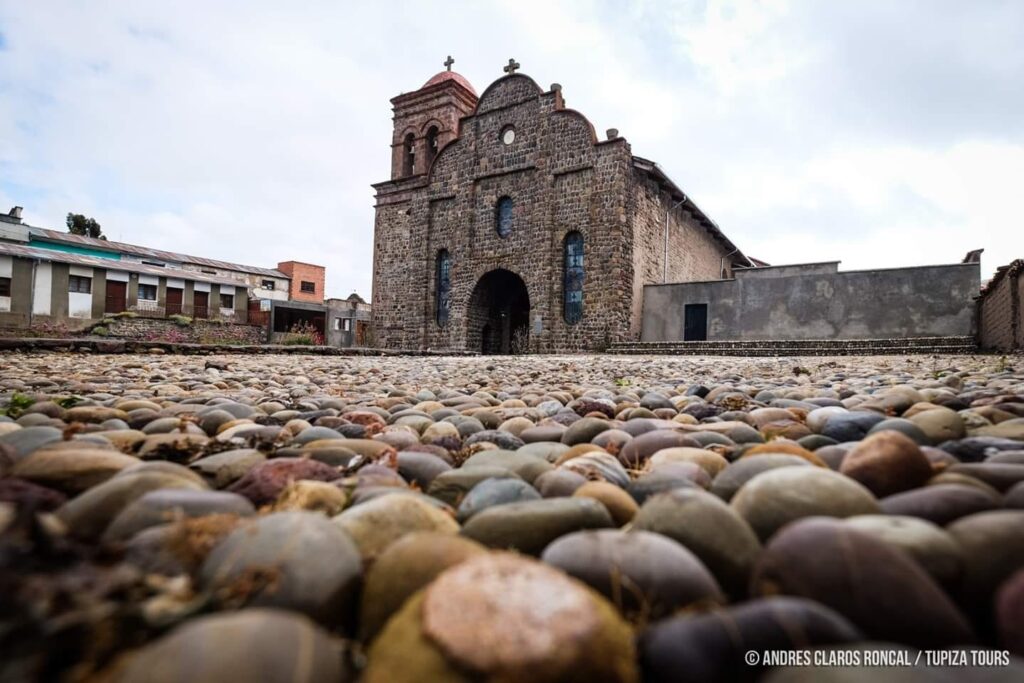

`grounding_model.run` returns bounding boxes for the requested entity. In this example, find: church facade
[371,59,750,353]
